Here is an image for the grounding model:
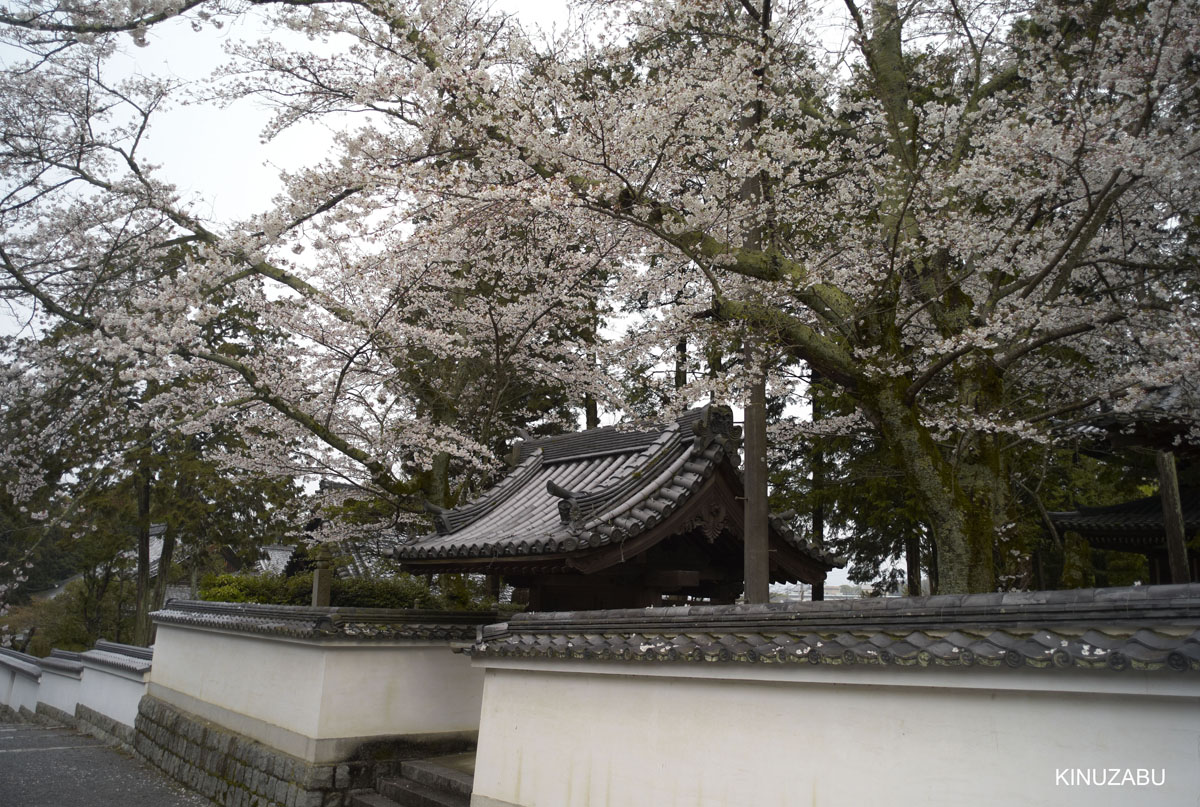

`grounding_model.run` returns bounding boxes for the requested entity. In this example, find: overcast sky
[117,1,573,225]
